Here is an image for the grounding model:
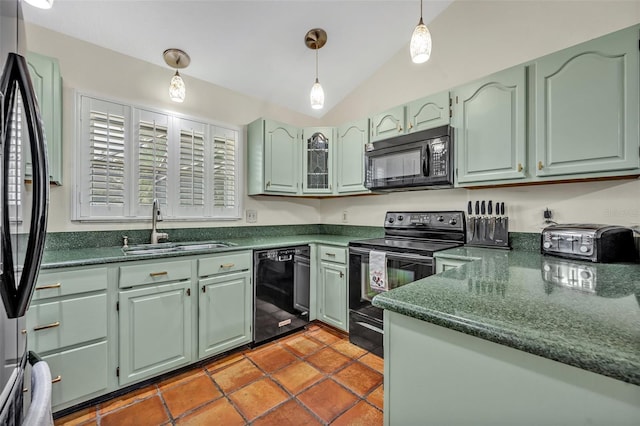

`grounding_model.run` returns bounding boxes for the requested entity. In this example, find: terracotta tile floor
[55,323,383,426]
